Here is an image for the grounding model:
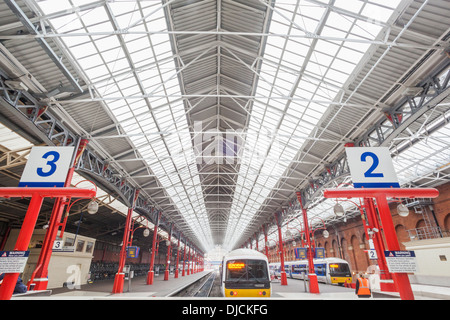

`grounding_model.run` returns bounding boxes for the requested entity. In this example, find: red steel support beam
[174,236,180,278]
[164,229,172,281]
[146,211,161,285]
[324,187,439,300]
[187,246,191,275]
[263,225,269,259]
[182,244,187,277]
[112,190,139,293]
[363,197,396,292]
[112,206,133,293]
[296,192,320,294]
[0,187,95,300]
[28,139,88,291]
[274,212,287,286]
